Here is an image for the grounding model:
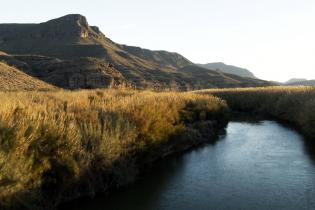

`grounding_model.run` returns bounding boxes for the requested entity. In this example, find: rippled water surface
[60,121,315,210]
